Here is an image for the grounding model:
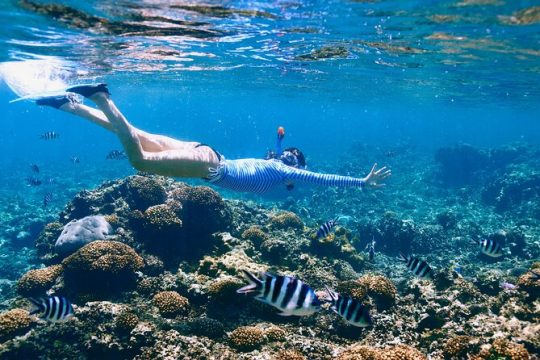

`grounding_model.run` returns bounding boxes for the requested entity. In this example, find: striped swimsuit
[208,158,365,194]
